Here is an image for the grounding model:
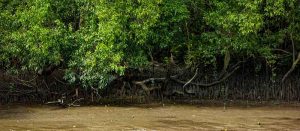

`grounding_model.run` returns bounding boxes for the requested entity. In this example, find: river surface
[0,104,300,130]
